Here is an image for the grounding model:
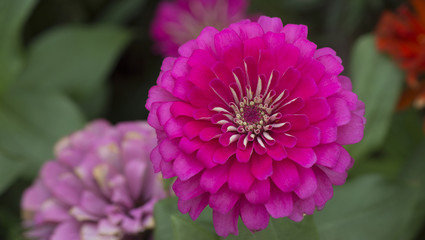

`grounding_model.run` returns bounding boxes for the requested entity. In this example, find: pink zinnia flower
[150,0,249,56]
[146,16,365,237]
[21,120,166,240]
